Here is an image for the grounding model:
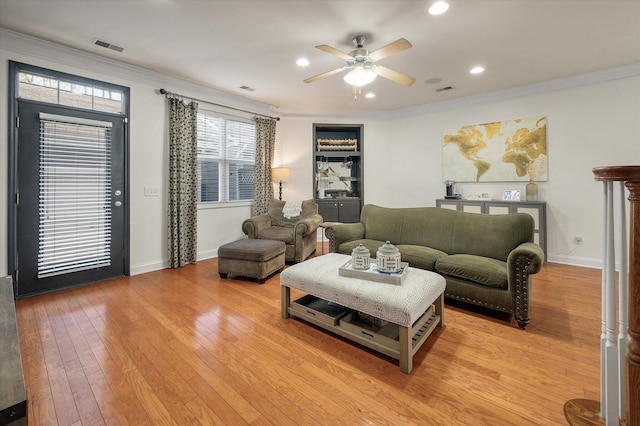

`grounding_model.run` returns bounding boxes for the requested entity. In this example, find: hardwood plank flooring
[14,244,604,425]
